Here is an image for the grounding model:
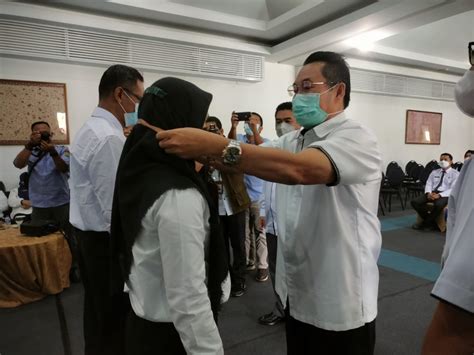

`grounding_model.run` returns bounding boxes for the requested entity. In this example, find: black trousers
[75,228,130,355]
[267,232,285,317]
[221,210,246,285]
[32,203,78,271]
[411,194,448,226]
[286,307,376,355]
[125,310,186,355]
